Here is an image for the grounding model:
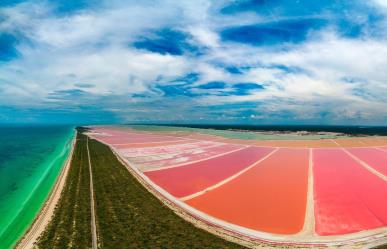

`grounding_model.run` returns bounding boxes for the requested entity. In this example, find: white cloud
[0,0,387,123]
[373,0,387,9]
[187,26,220,48]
